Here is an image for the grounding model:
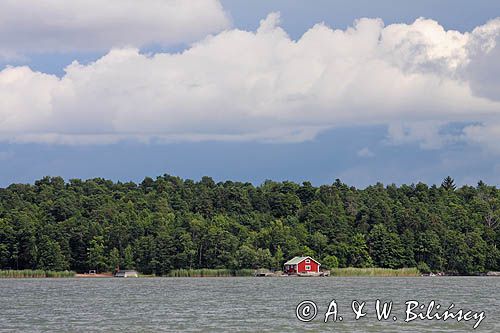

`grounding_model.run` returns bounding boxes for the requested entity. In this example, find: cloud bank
[0,0,230,58]
[0,13,499,150]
